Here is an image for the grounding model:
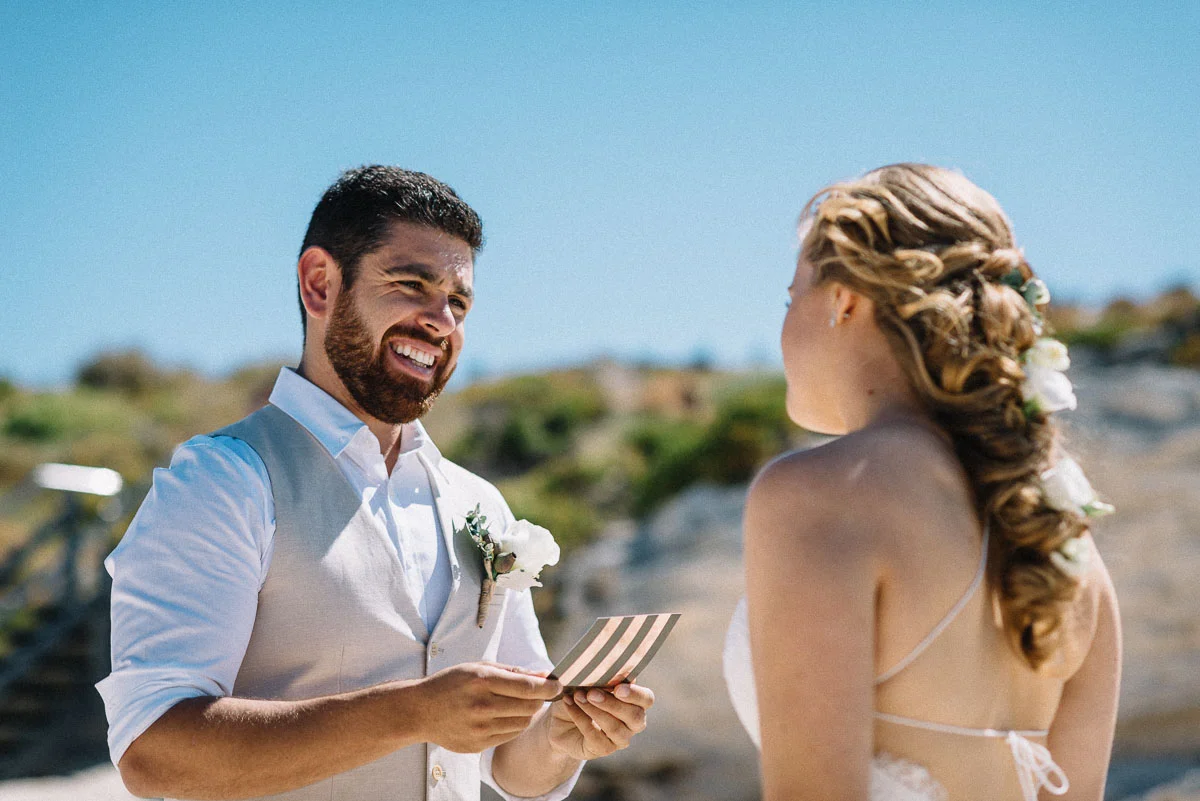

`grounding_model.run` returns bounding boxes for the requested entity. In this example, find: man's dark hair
[297,165,484,334]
